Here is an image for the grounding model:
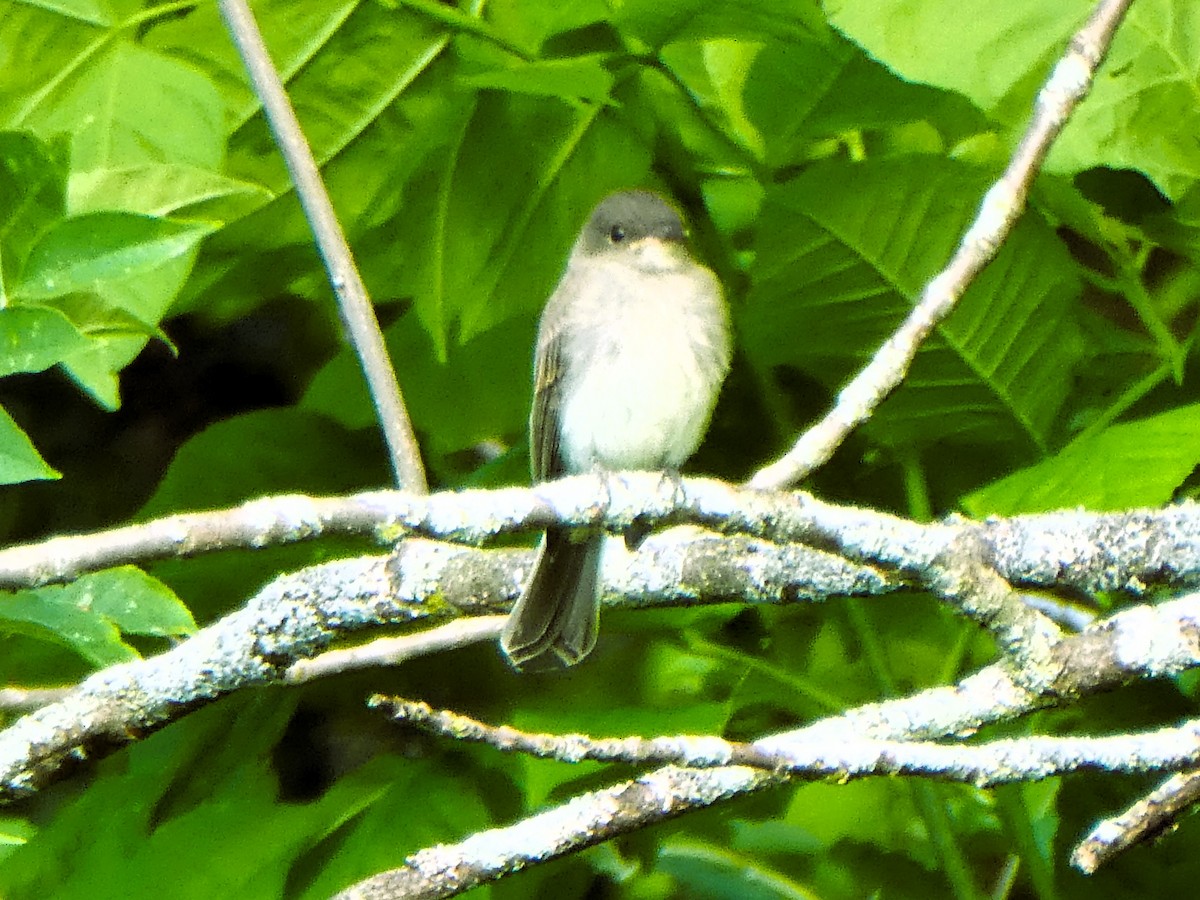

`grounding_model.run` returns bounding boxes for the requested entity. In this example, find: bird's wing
[530,325,566,483]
